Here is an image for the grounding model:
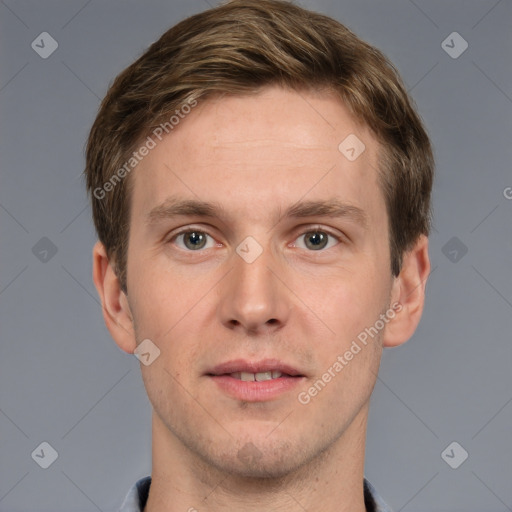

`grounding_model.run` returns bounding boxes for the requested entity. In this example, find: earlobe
[92,241,137,353]
[382,235,431,348]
